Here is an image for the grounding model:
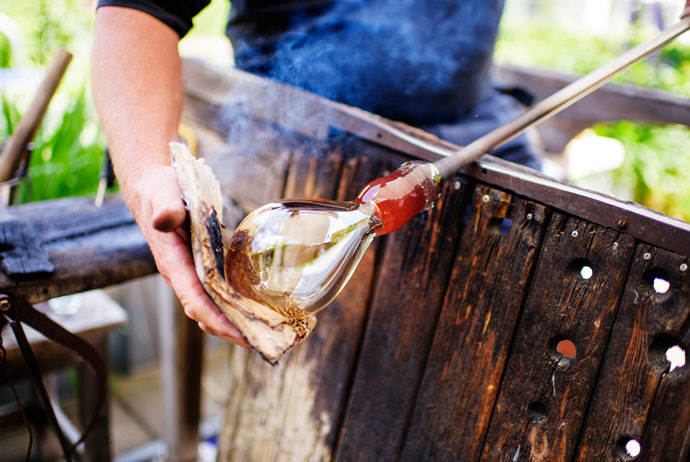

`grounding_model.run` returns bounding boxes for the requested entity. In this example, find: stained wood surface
[217,136,386,461]
[335,174,469,462]
[179,60,690,462]
[479,215,636,461]
[402,186,549,461]
[575,245,690,461]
